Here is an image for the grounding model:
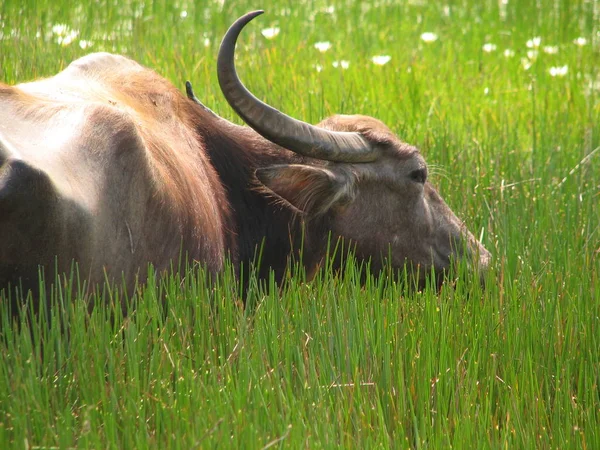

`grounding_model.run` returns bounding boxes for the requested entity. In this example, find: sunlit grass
[1,0,599,448]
